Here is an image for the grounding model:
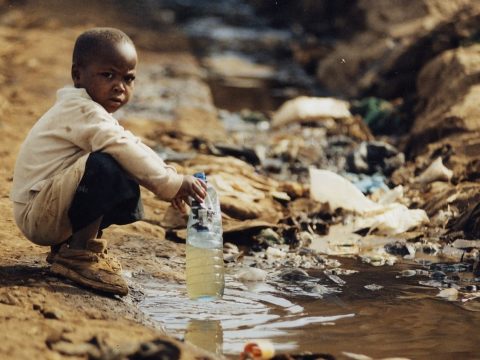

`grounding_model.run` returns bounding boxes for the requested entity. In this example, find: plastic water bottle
[186,172,224,300]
